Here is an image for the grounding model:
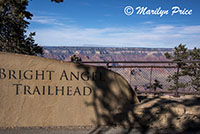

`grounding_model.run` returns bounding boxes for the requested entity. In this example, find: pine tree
[165,44,189,95]
[165,44,200,94]
[186,48,200,93]
[0,0,43,55]
[147,79,163,95]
